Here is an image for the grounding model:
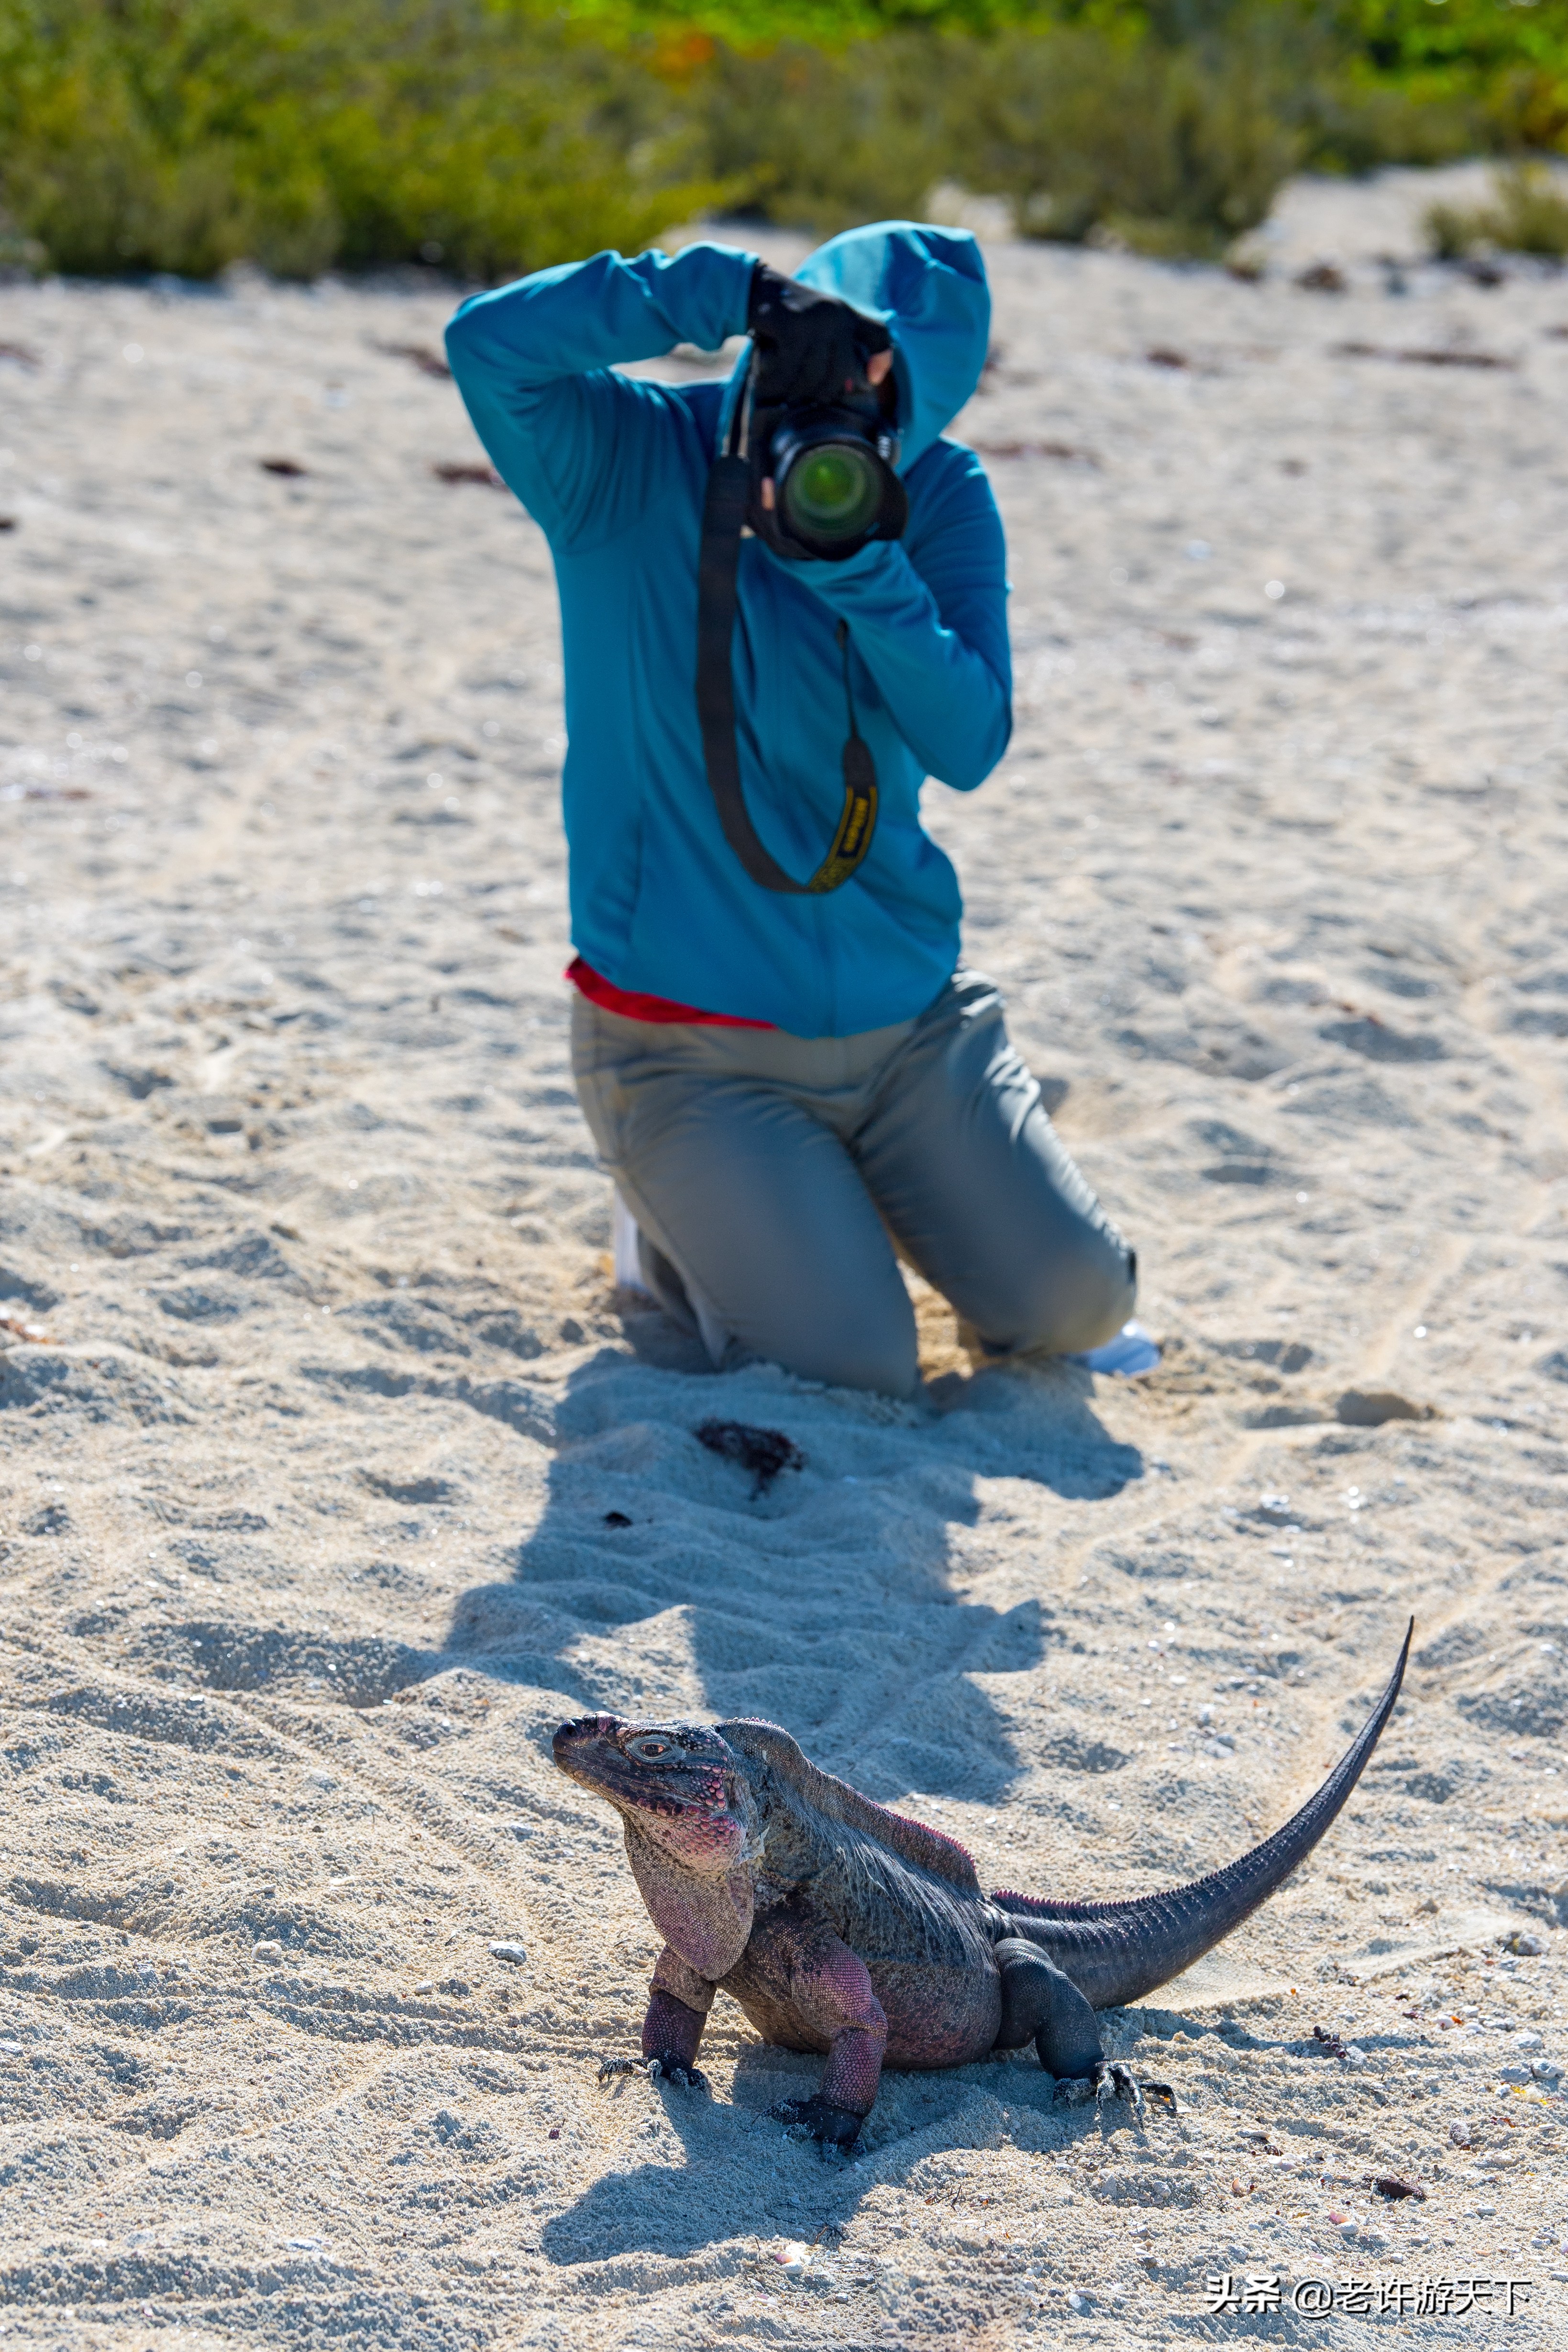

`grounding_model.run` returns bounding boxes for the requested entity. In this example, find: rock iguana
[552,1620,1411,2146]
